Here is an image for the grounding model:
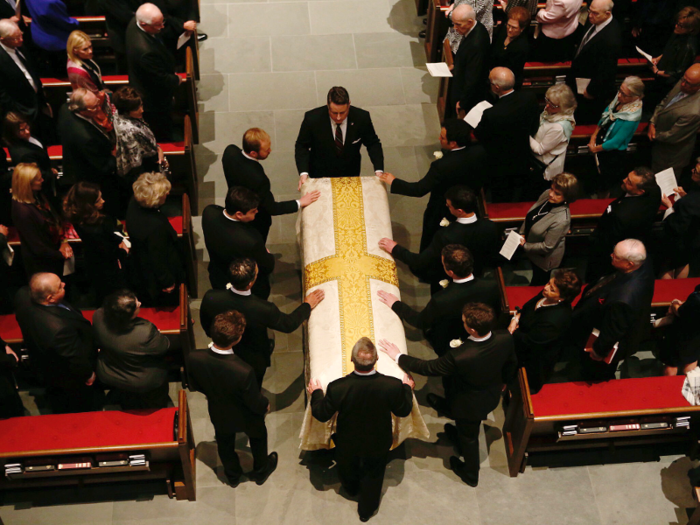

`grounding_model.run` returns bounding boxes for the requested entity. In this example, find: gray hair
[592,0,614,12]
[452,4,475,22]
[29,273,60,304]
[0,19,20,39]
[67,88,90,112]
[614,239,646,266]
[622,76,645,98]
[544,84,577,116]
[351,337,378,371]
[135,3,162,25]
